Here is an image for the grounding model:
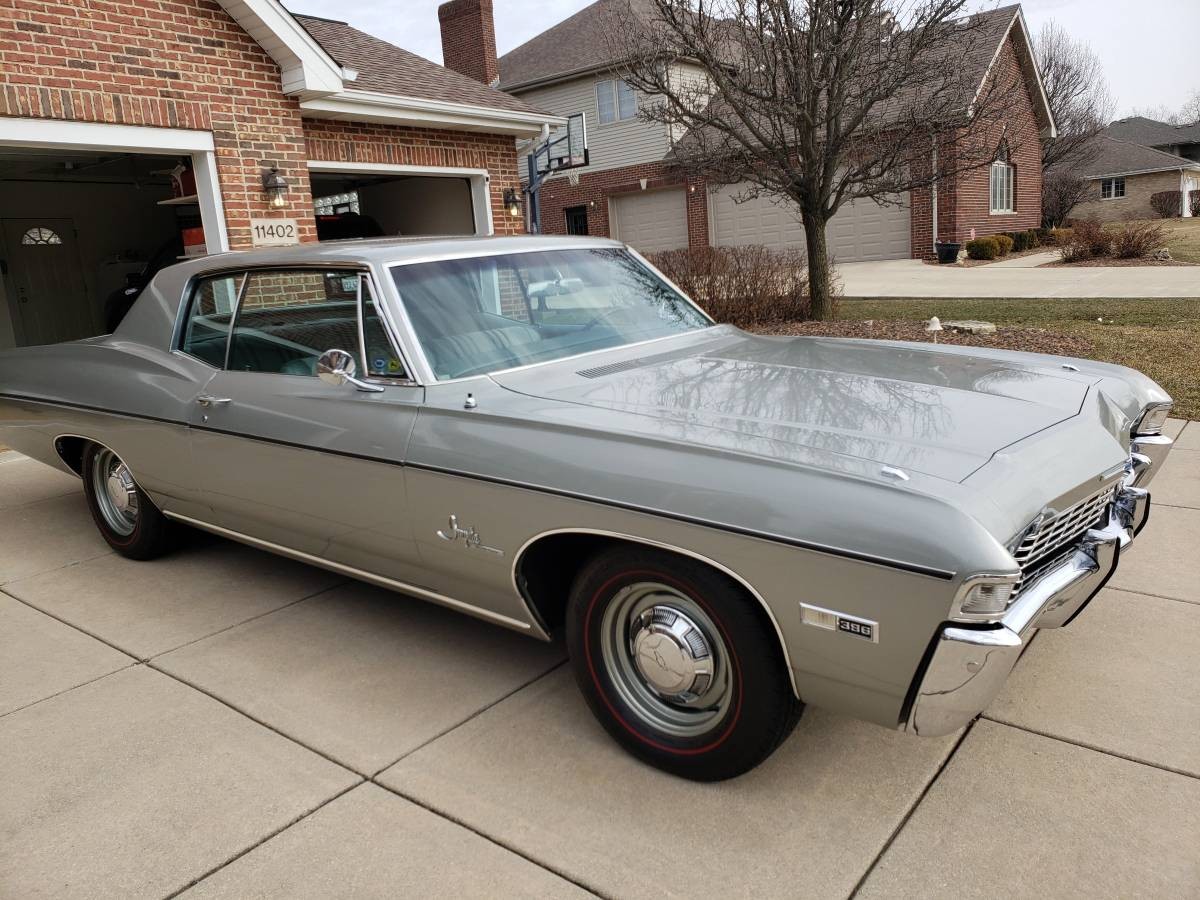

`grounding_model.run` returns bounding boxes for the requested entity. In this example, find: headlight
[1133,402,1173,437]
[954,574,1020,619]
